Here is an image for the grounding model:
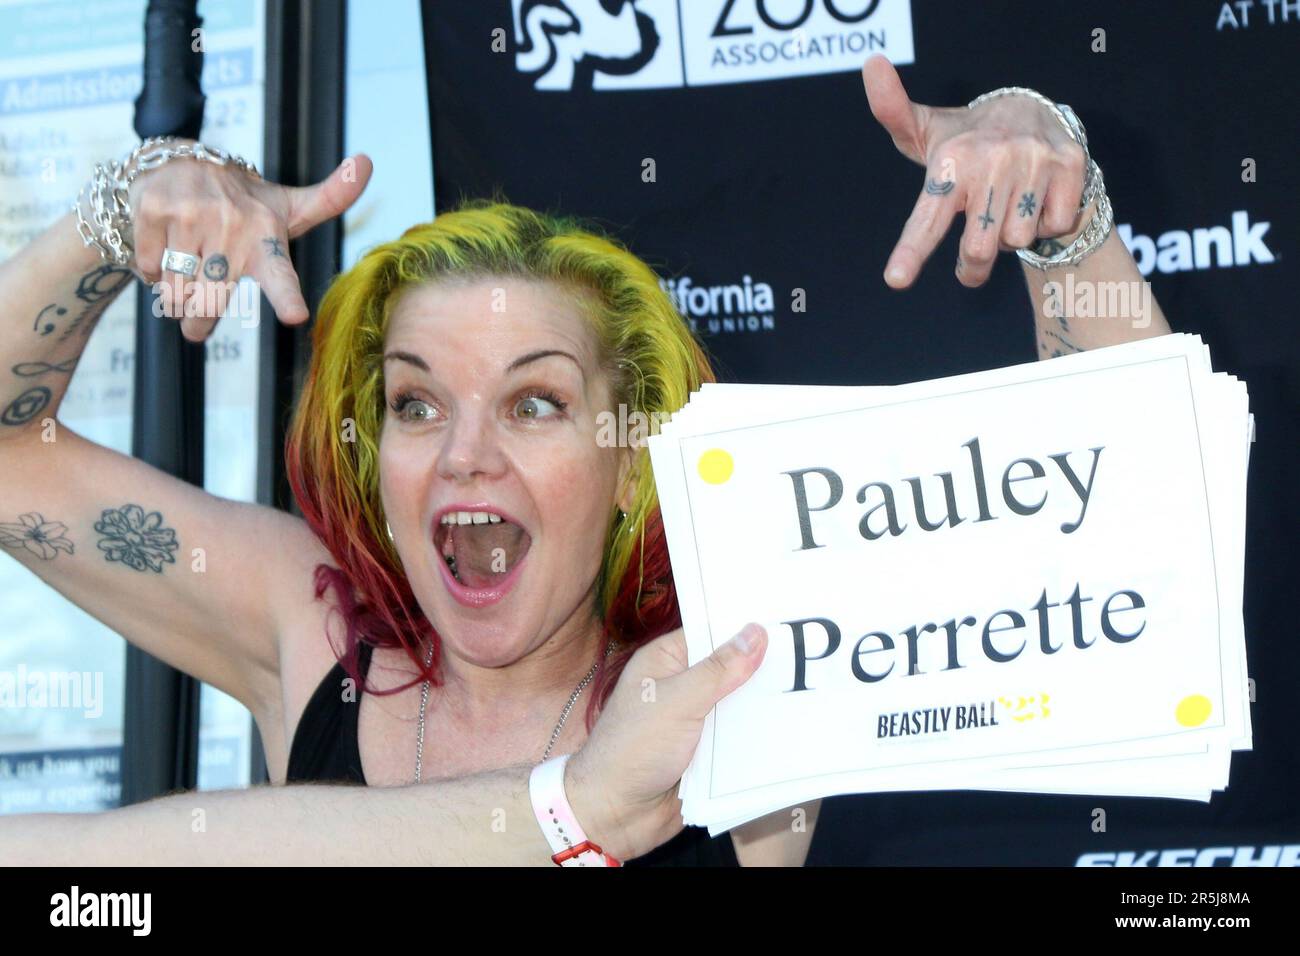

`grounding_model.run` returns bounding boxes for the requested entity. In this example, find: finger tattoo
[262,237,287,258]
[925,178,955,196]
[978,187,996,230]
[1018,192,1037,217]
[203,254,230,281]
